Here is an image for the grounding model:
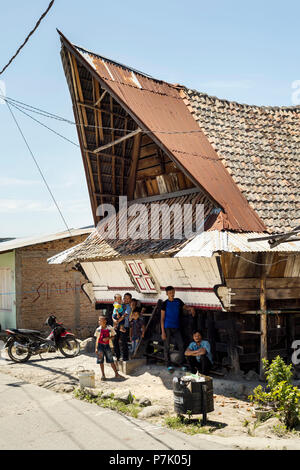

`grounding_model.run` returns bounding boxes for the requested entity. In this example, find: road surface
[0,372,233,450]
